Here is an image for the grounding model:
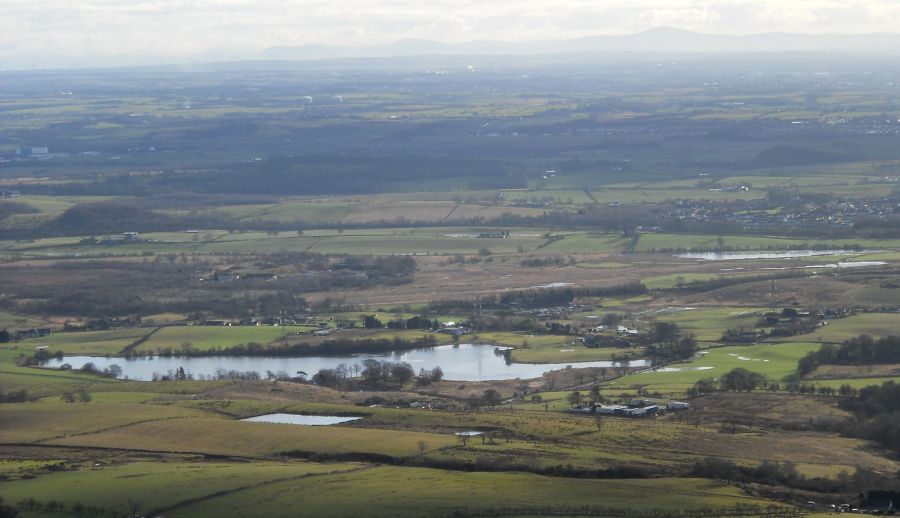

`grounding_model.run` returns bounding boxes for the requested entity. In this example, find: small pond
[241,413,360,426]
[43,343,650,382]
[676,250,866,261]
